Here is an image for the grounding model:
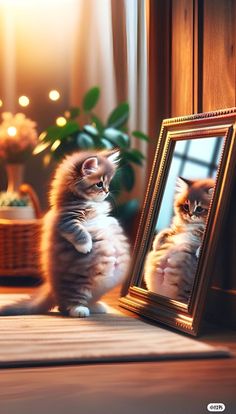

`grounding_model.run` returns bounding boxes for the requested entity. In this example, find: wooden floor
[0,284,236,414]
